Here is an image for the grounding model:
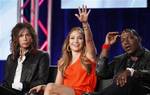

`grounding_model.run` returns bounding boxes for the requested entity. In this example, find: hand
[75,5,90,23]
[29,85,46,94]
[115,70,131,87]
[105,32,119,45]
